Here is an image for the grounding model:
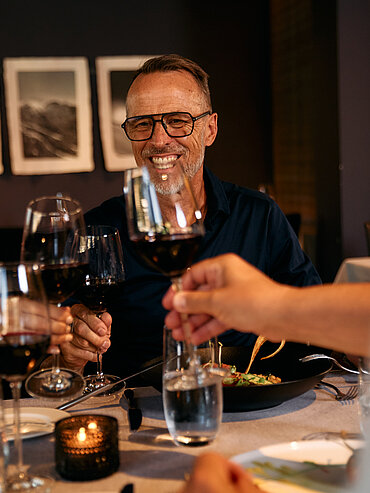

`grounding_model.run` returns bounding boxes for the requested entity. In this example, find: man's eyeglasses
[121,111,211,142]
